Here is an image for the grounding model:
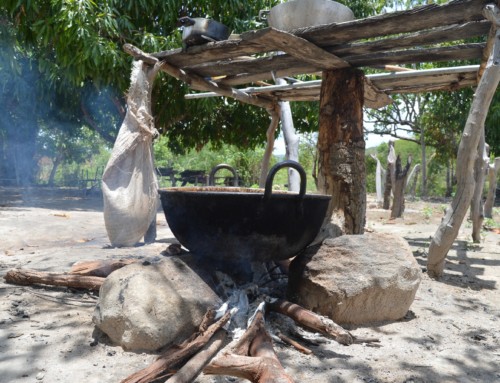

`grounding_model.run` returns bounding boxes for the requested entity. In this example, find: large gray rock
[288,233,421,325]
[93,256,221,351]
